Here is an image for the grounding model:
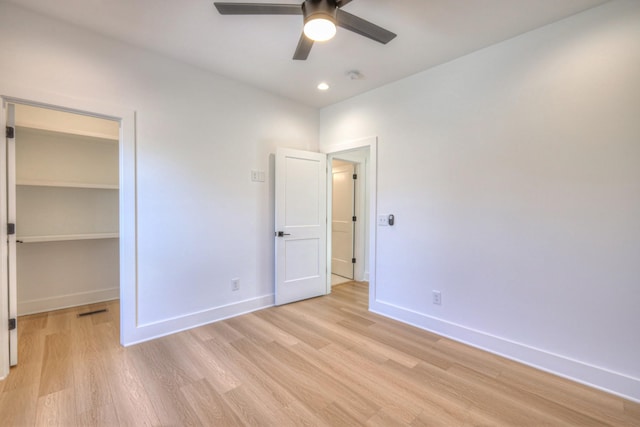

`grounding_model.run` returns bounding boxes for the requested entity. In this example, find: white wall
[17,239,119,314]
[0,3,318,341]
[320,0,640,402]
